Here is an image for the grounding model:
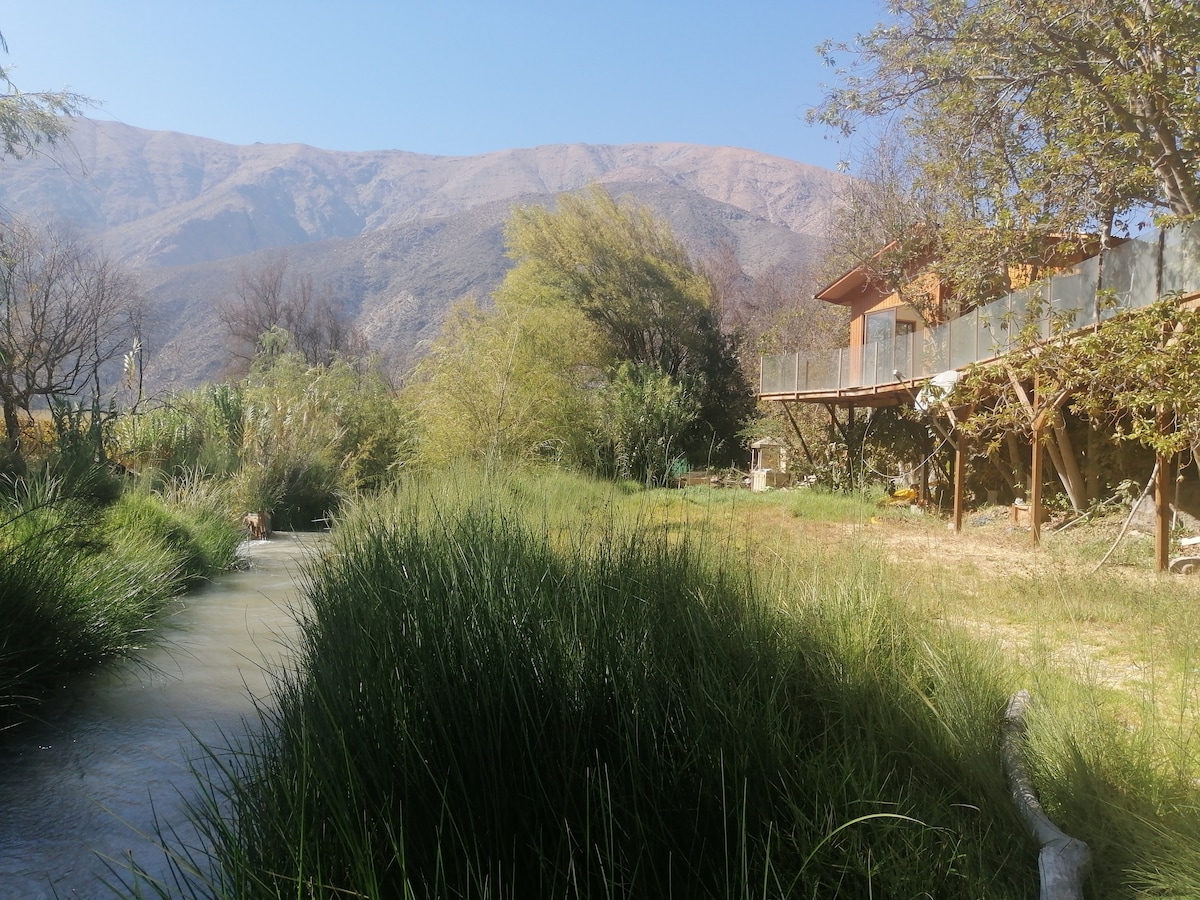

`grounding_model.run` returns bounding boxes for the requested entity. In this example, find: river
[0,532,321,899]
